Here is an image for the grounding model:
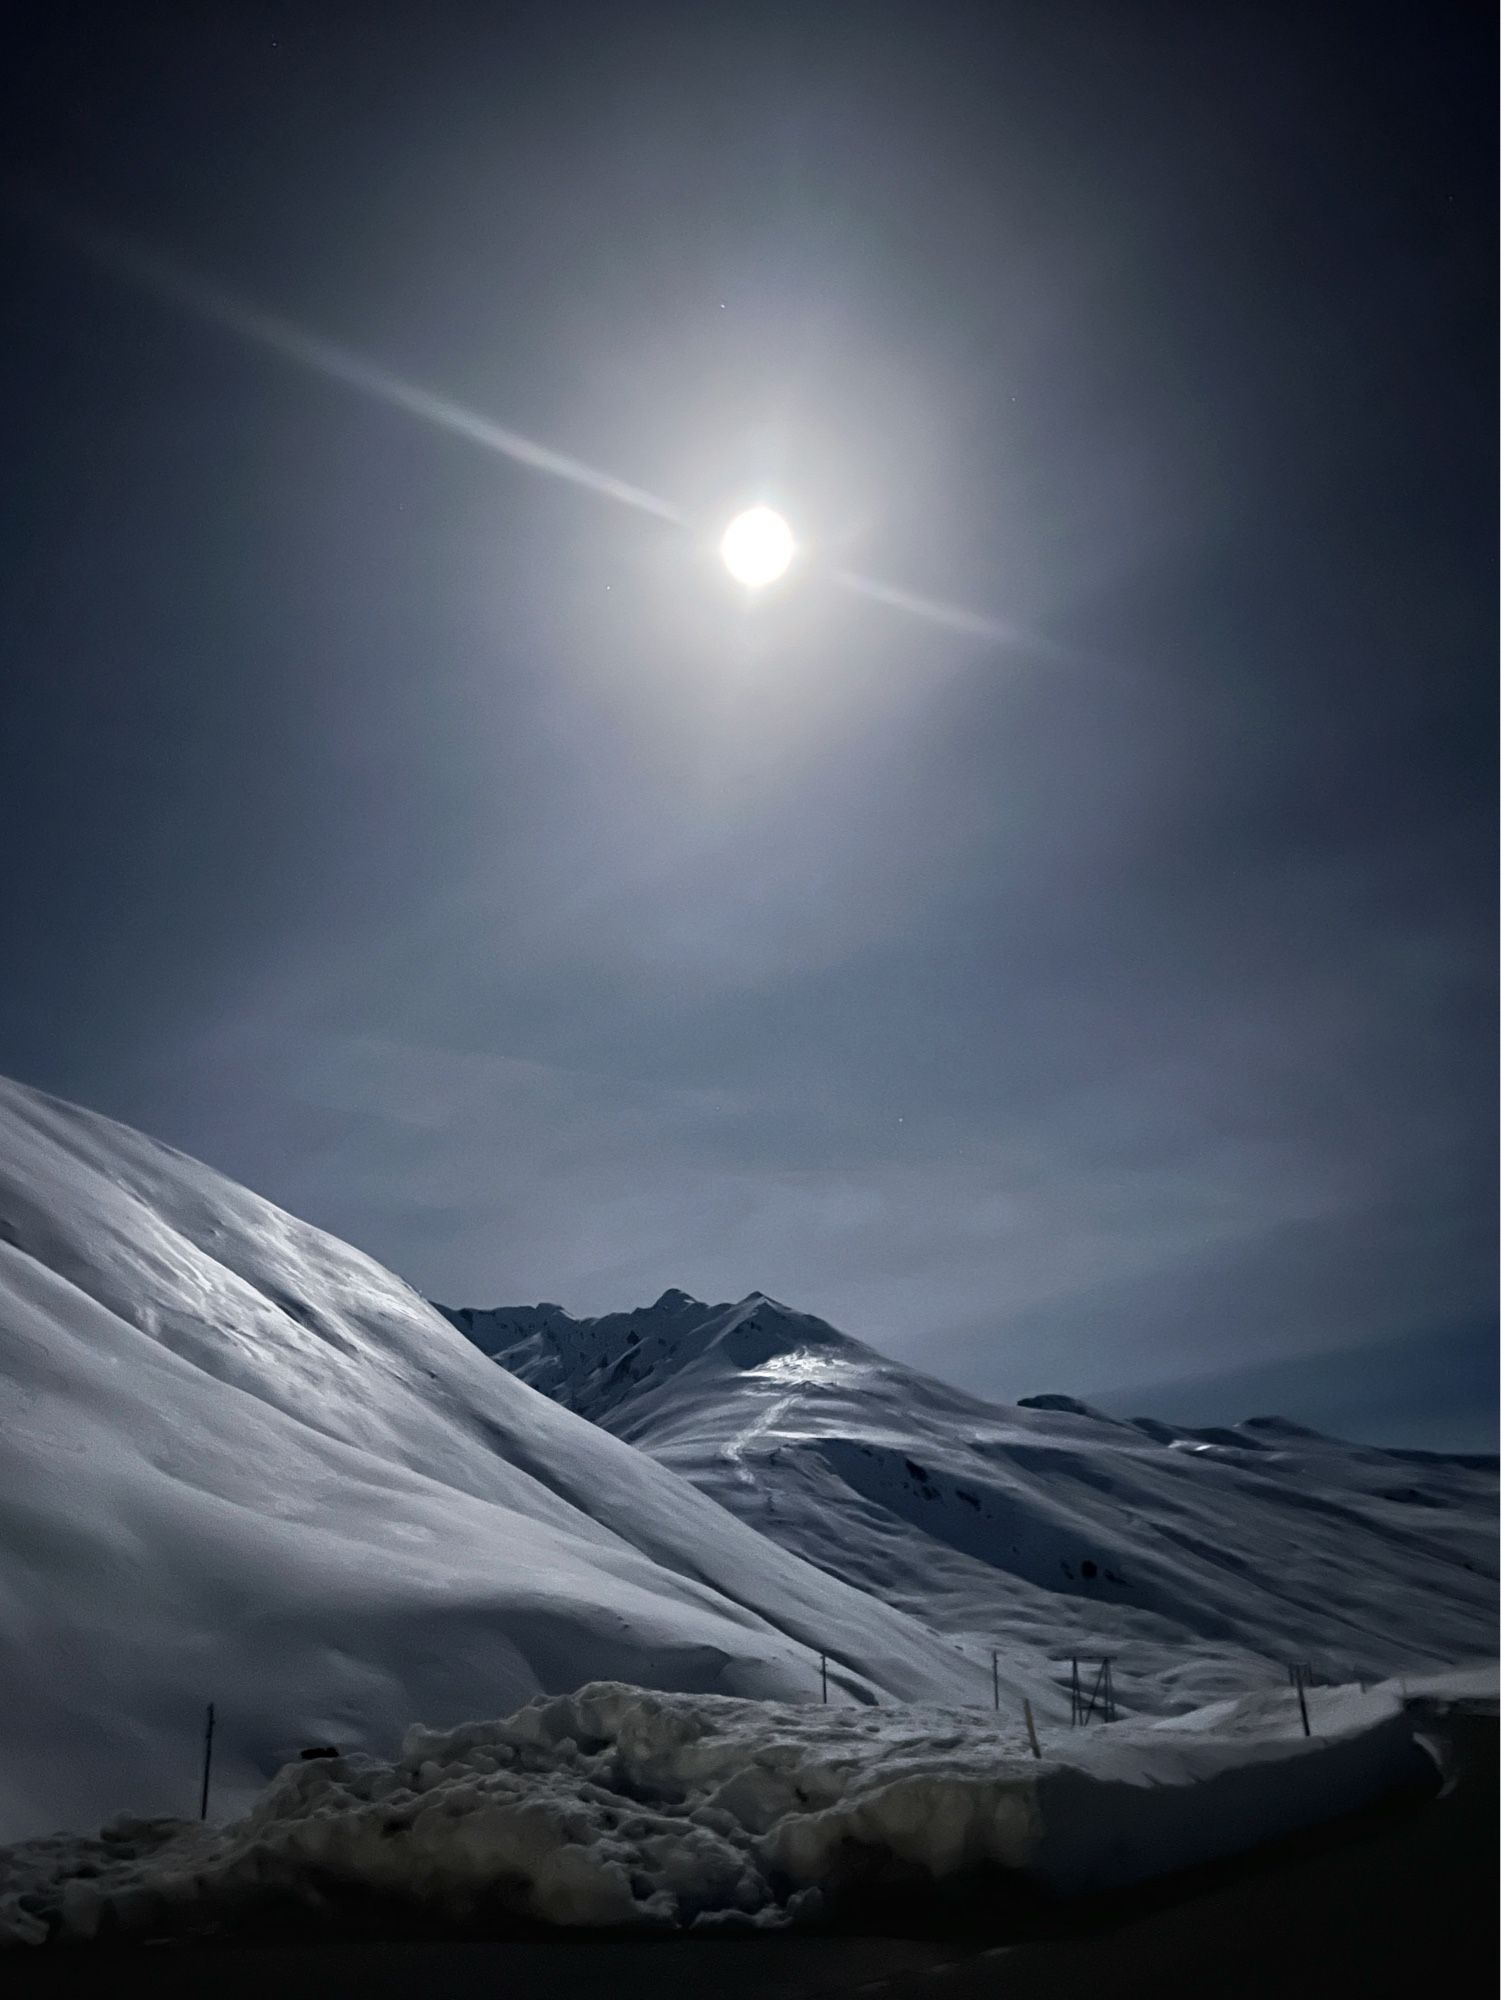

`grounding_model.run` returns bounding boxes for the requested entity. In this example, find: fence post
[820,1652,828,1703]
[1069,1657,1081,1726]
[991,1649,1000,1710]
[1023,1698,1041,1759]
[199,1702,215,1821]
[1293,1665,1311,1738]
